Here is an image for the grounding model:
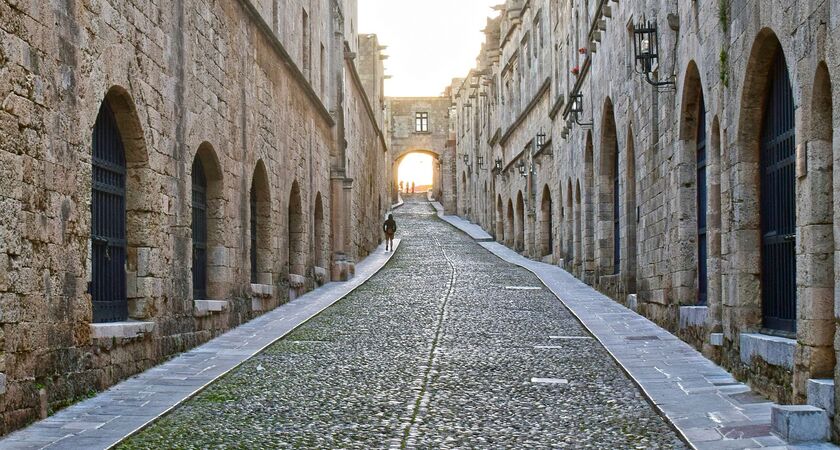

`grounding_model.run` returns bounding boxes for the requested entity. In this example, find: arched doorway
[90,87,150,323]
[759,46,796,332]
[515,191,525,252]
[191,143,224,300]
[250,161,272,285]
[289,181,306,277]
[679,61,708,305]
[496,195,504,241]
[91,100,128,323]
[599,98,619,276]
[506,199,514,247]
[314,193,325,269]
[396,151,436,194]
[540,185,553,258]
